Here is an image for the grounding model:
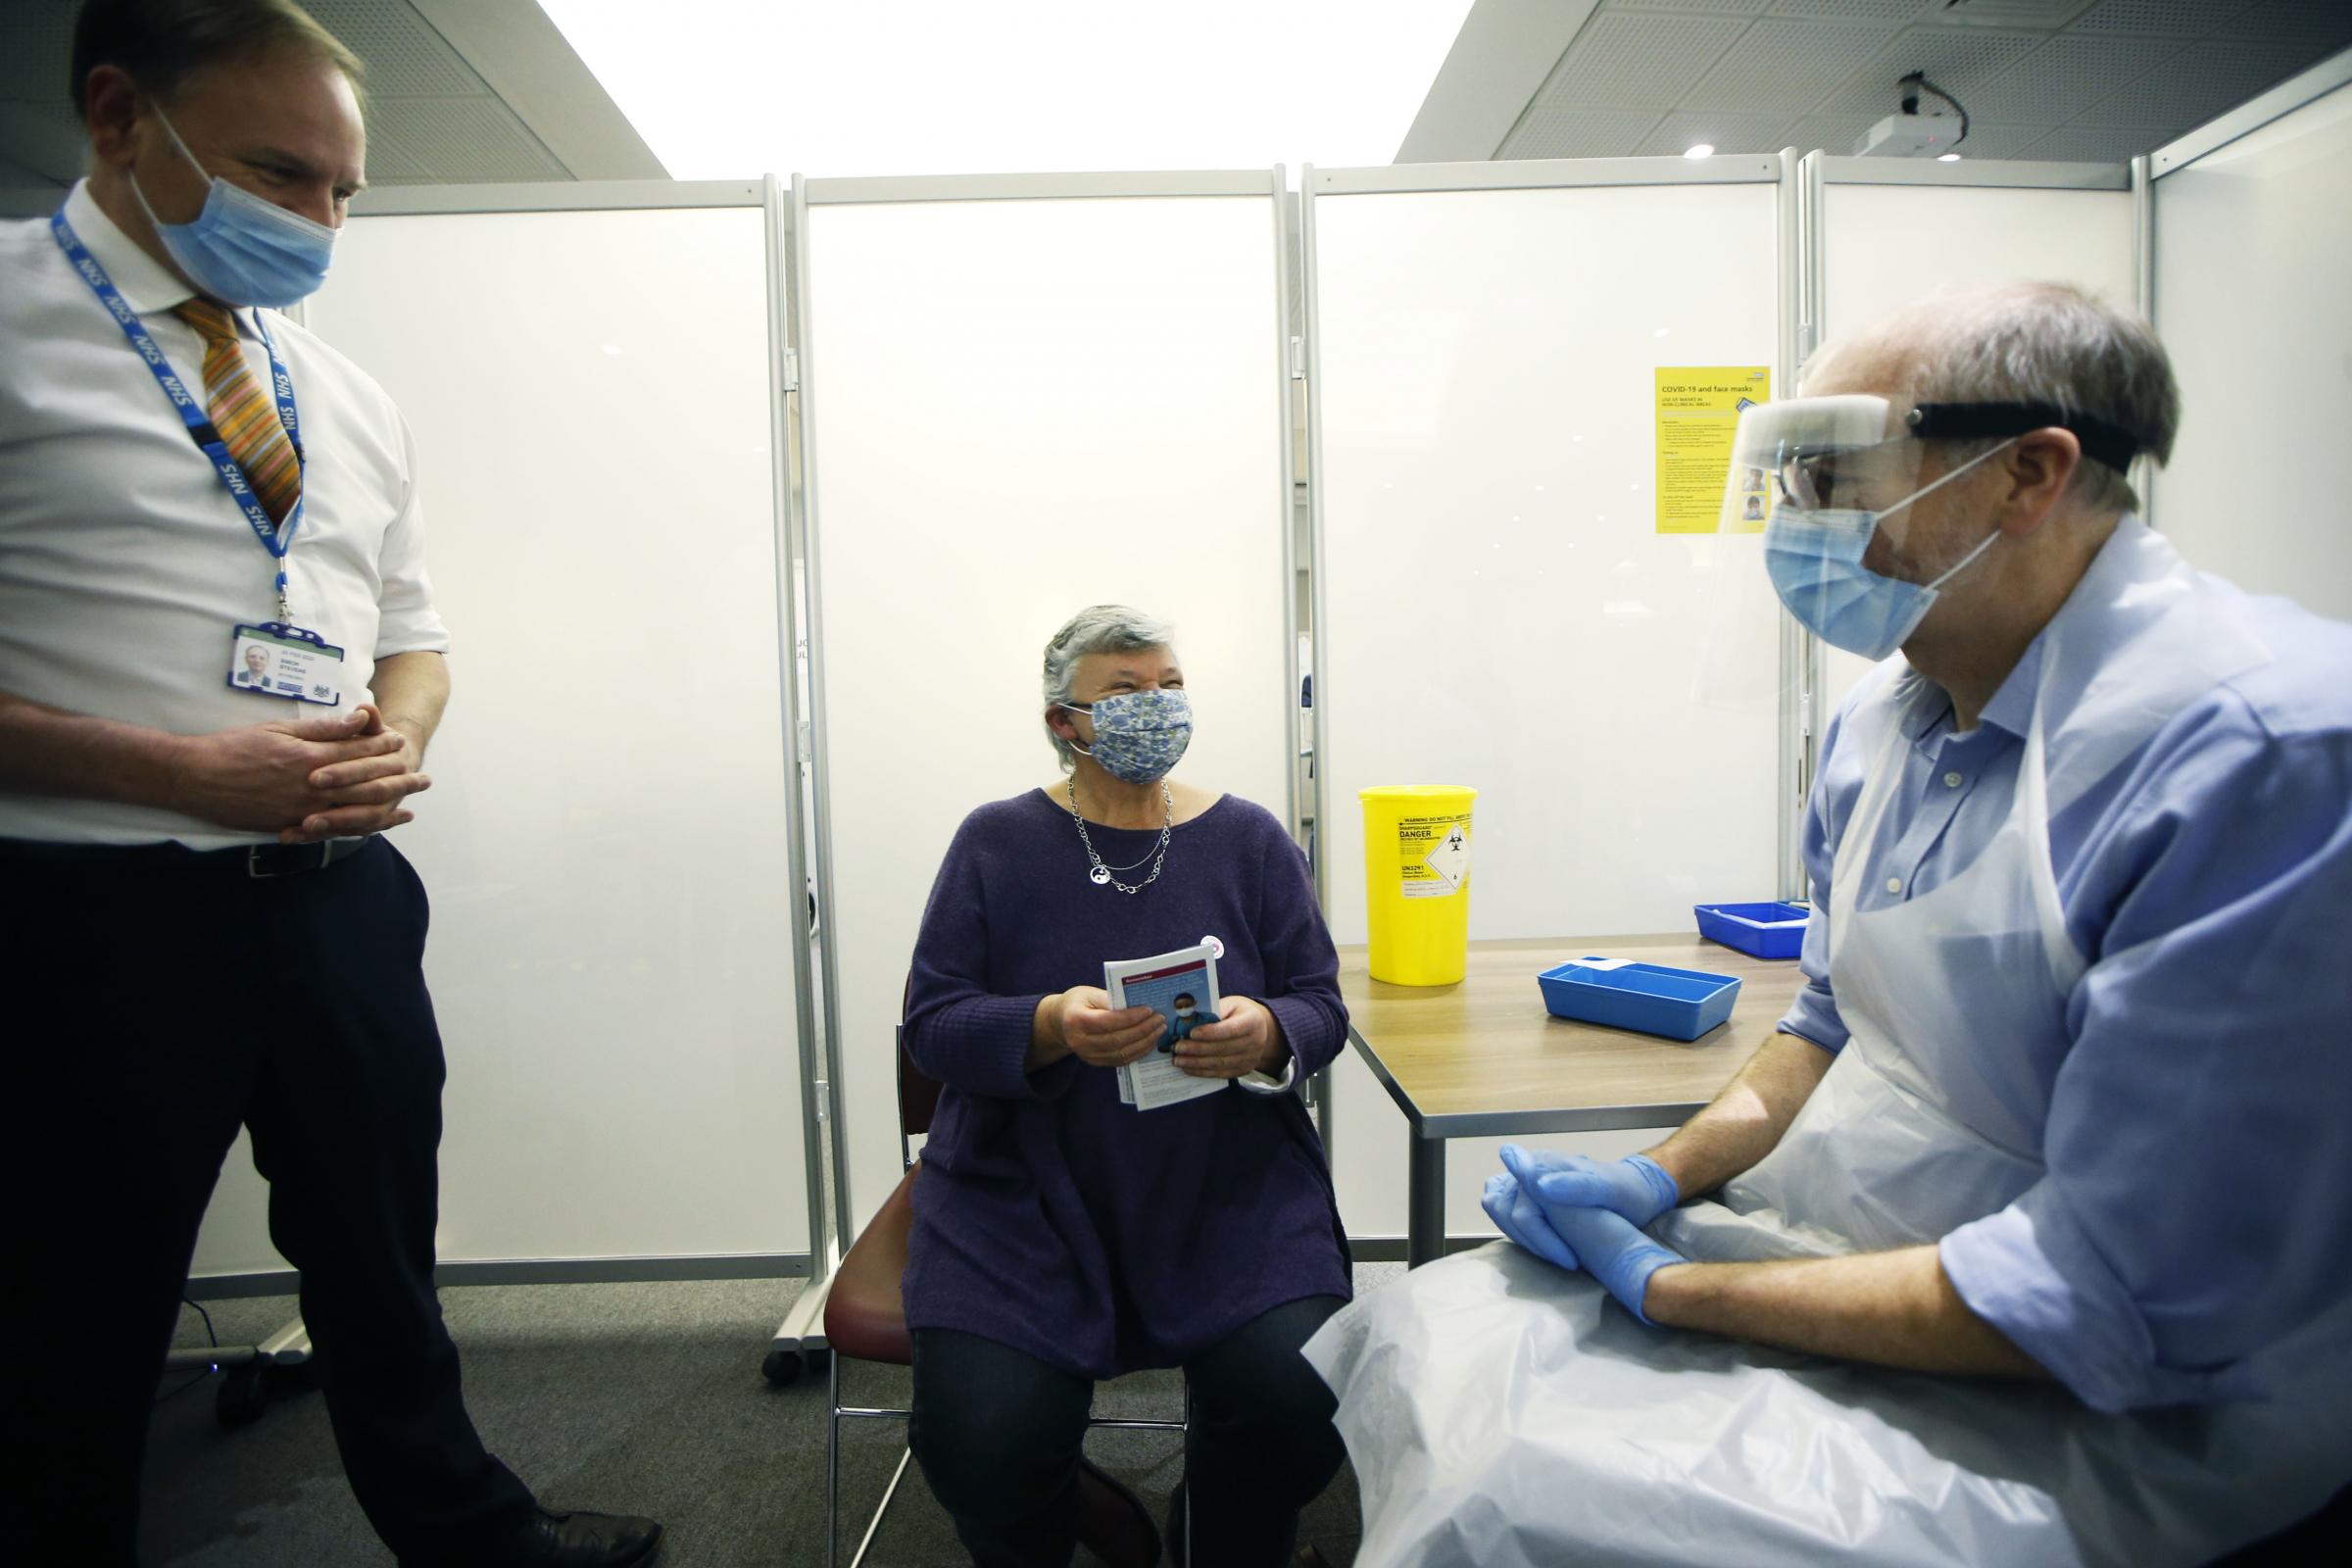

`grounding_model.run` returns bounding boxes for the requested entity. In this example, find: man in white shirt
[0,5,661,1564]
